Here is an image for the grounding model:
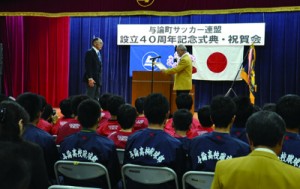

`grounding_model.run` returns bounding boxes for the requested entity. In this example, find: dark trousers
[86,84,100,101]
